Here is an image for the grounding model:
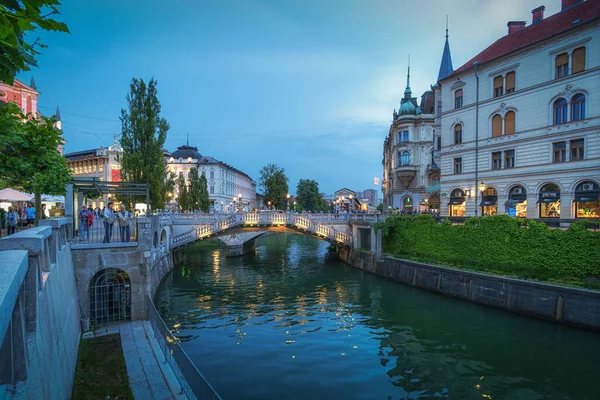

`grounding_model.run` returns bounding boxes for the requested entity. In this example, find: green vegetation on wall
[376,215,600,284]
